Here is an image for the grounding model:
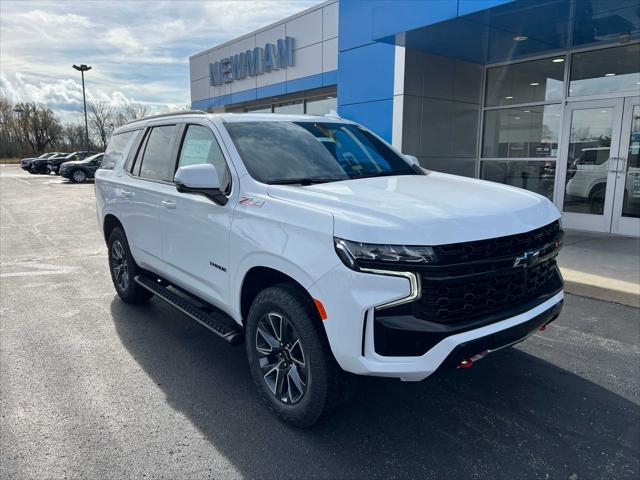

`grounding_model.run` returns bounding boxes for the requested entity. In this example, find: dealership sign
[210,37,294,86]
